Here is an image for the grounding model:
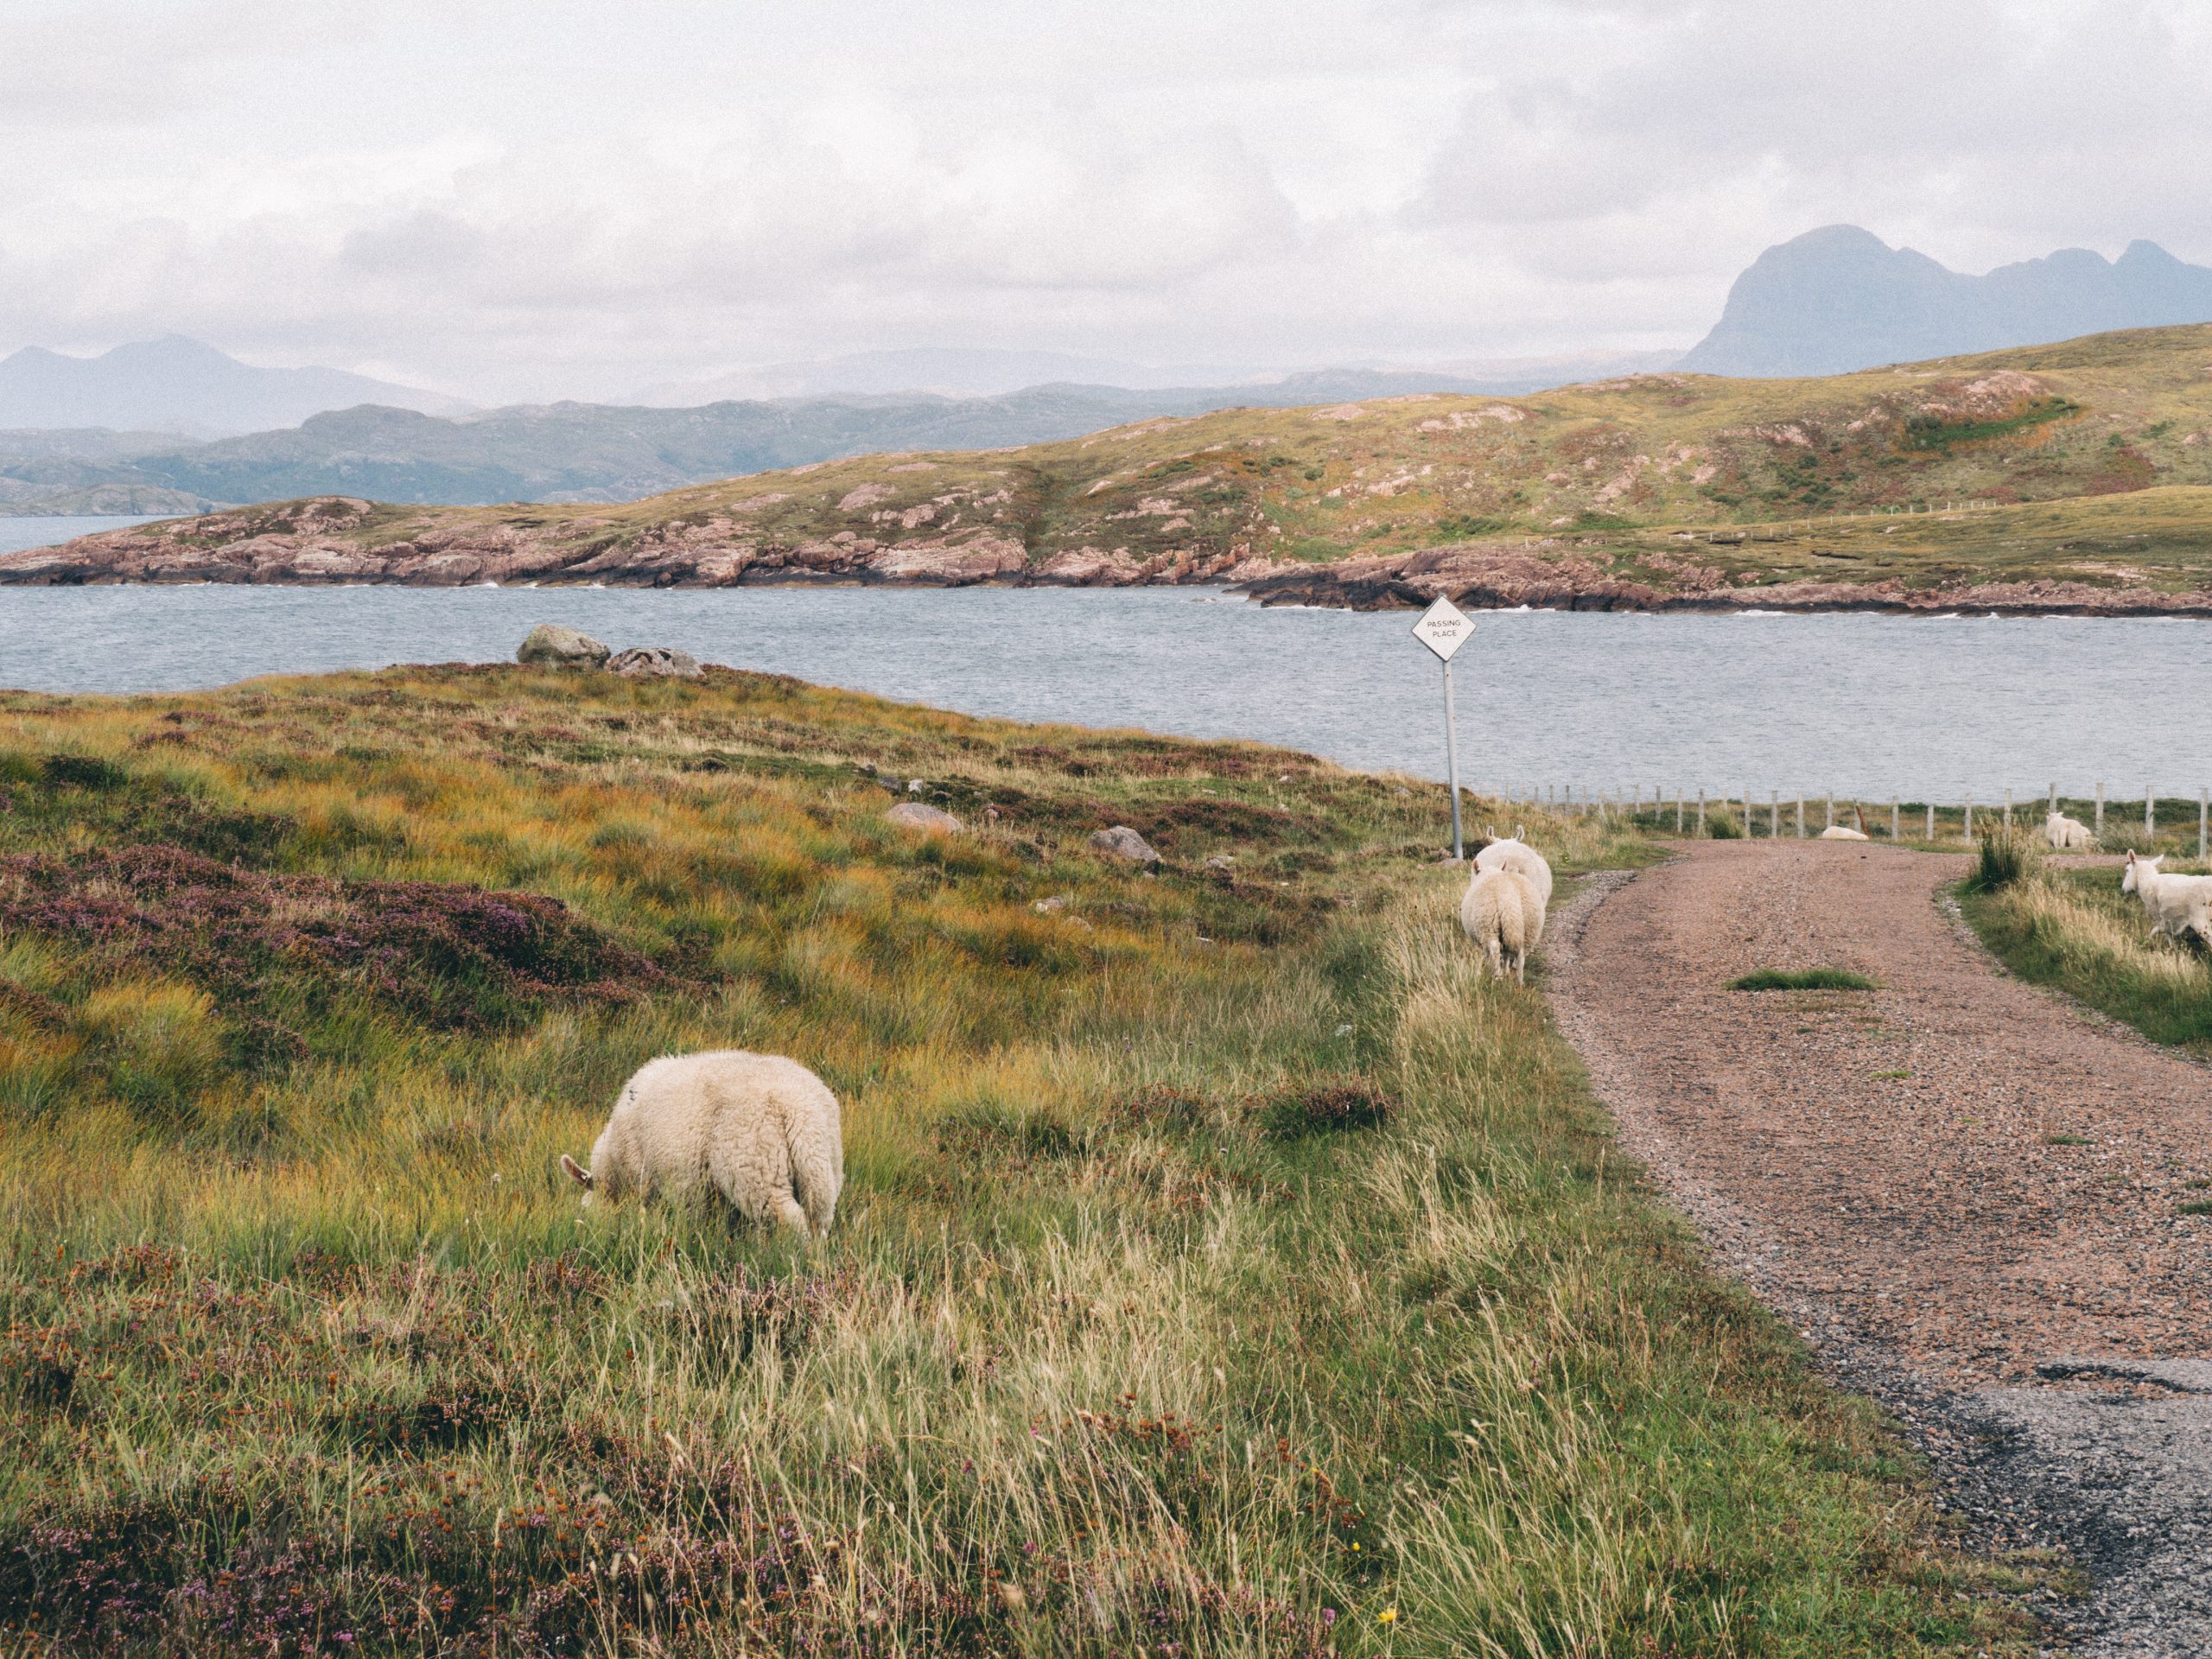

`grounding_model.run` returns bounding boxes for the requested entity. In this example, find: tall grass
[0,667,2041,1655]
[1961,862,2212,1052]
